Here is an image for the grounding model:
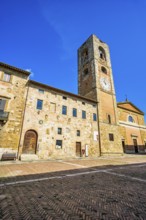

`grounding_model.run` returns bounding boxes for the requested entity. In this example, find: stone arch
[99,46,106,60]
[22,130,38,154]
